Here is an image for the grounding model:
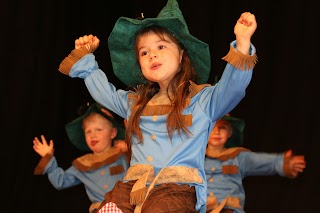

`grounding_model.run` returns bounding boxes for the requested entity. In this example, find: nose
[90,131,96,138]
[212,127,219,134]
[149,52,158,60]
